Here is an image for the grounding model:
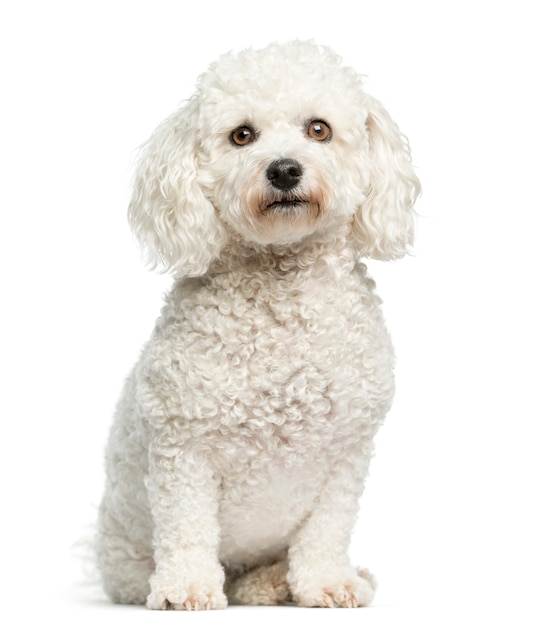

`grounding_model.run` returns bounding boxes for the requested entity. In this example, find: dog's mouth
[264,198,309,213]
